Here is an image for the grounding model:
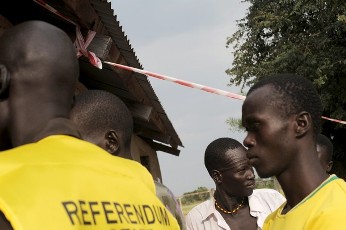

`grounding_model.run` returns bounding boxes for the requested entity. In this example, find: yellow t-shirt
[0,135,180,230]
[263,175,346,230]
